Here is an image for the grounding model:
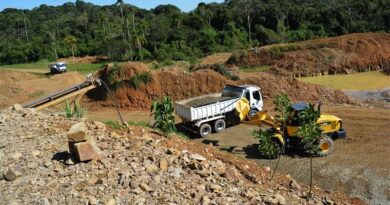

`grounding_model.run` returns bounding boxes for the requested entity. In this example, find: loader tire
[199,123,212,137]
[317,135,334,157]
[214,119,226,133]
